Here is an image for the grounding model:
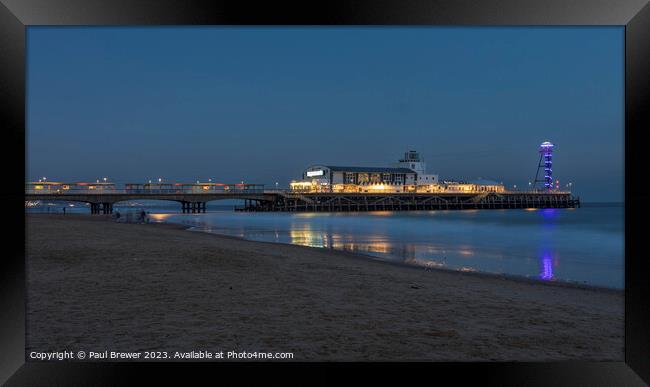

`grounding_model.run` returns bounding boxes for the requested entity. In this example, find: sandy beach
[26,214,623,361]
